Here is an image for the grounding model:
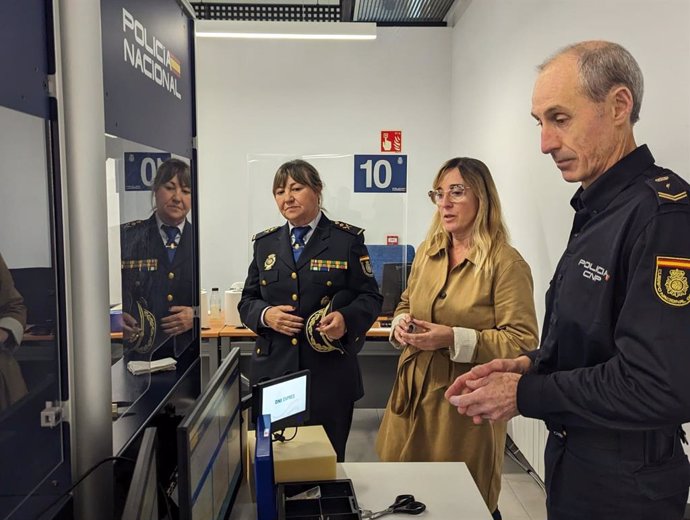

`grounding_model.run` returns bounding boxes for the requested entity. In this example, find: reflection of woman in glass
[120,158,194,358]
[0,252,28,411]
